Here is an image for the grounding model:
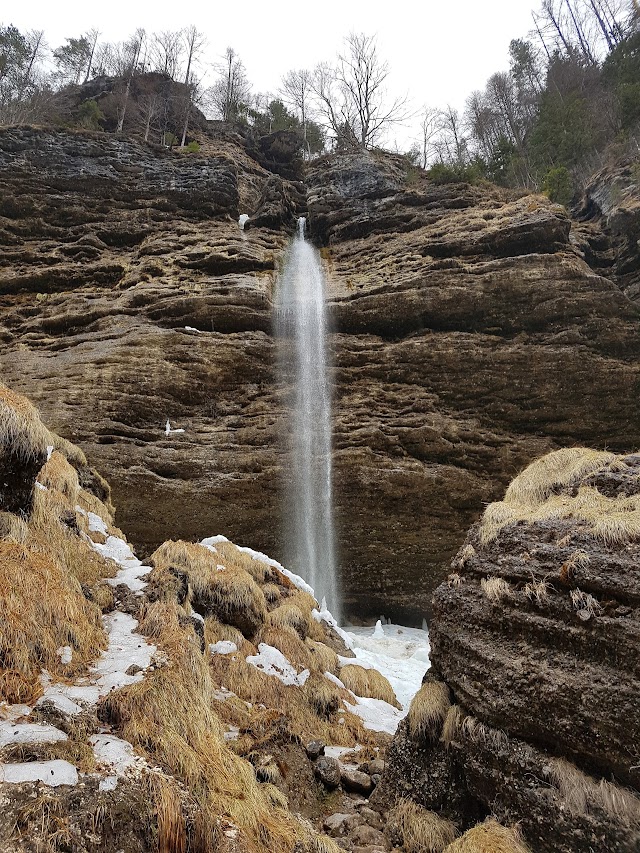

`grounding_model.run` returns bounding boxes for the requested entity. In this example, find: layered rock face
[308,150,640,620]
[374,448,640,852]
[1,131,640,622]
